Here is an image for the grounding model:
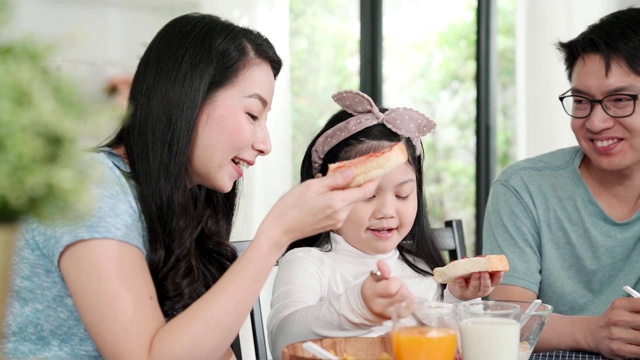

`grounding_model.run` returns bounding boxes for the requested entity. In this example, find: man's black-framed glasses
[558,89,639,119]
